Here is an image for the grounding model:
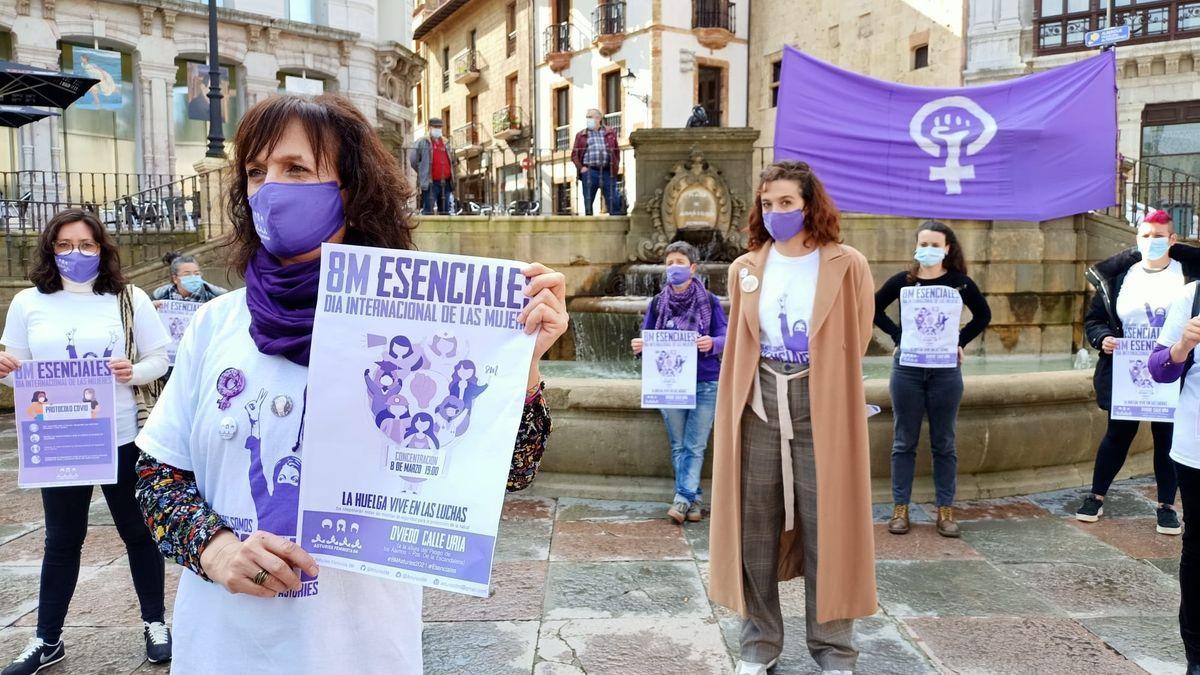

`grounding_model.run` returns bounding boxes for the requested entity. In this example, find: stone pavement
[0,437,1185,674]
